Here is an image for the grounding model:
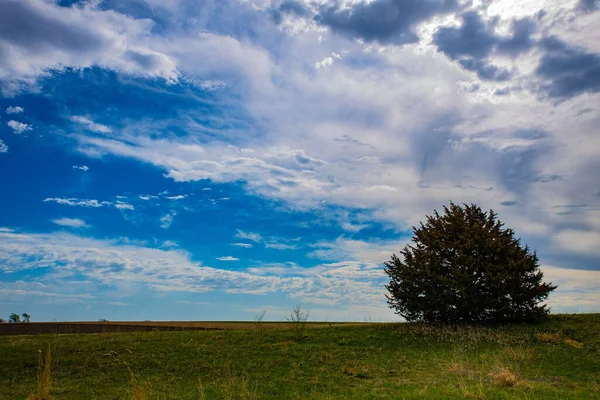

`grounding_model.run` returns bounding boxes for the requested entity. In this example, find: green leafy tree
[385,202,557,323]
[22,313,31,323]
[9,313,20,323]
